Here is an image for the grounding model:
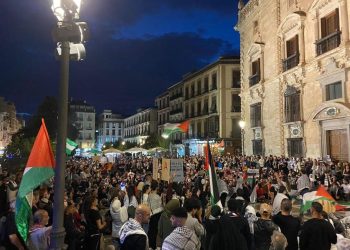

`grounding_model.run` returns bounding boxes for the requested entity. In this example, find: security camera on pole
[50,0,88,249]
